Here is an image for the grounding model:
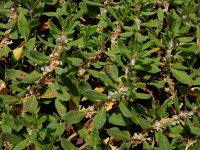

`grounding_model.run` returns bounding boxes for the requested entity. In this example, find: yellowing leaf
[105,102,114,111]
[41,88,56,98]
[81,96,88,101]
[0,80,7,95]
[94,87,105,93]
[12,46,23,61]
